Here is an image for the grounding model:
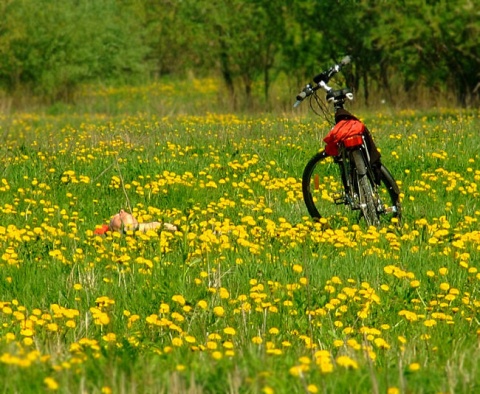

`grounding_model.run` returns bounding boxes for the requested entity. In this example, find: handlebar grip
[296,91,308,101]
[340,55,351,66]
